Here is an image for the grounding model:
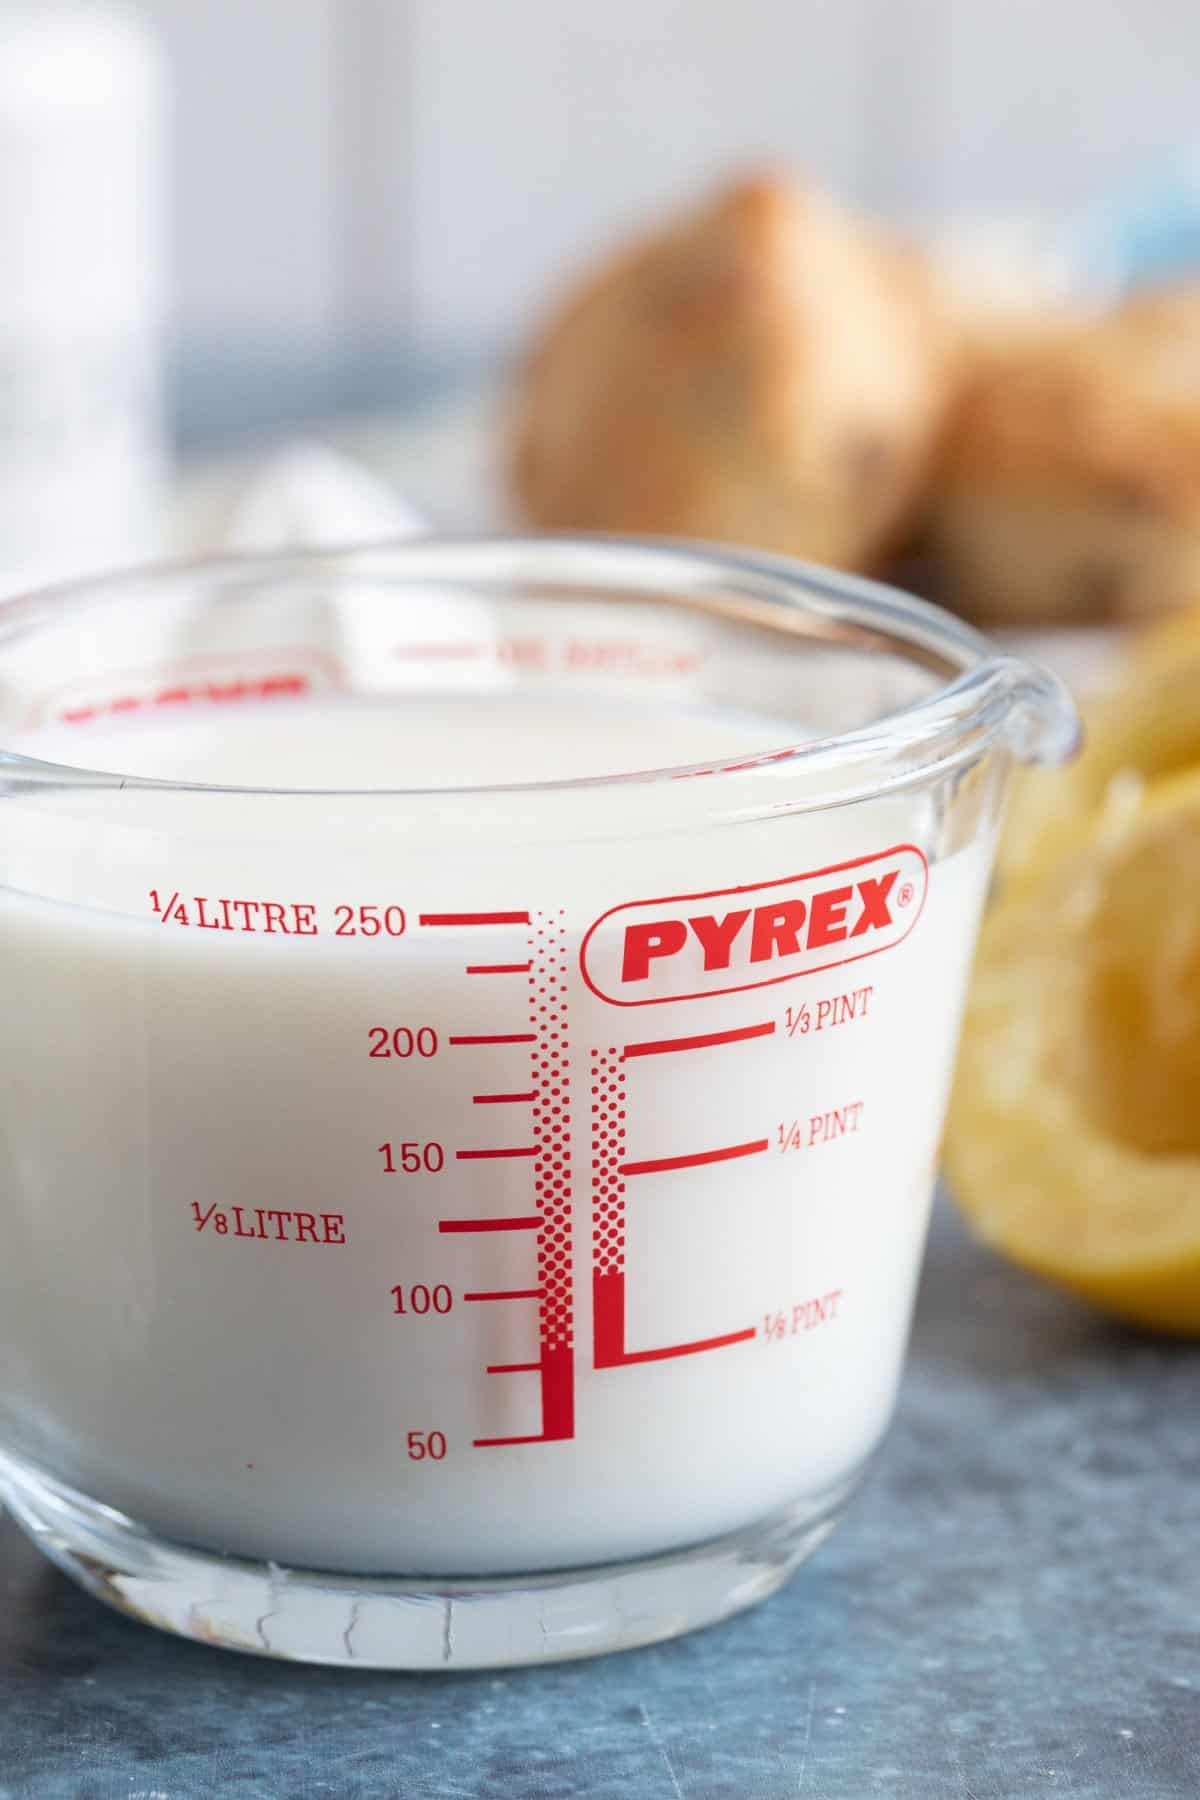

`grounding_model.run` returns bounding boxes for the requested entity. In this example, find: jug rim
[0,533,1081,800]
